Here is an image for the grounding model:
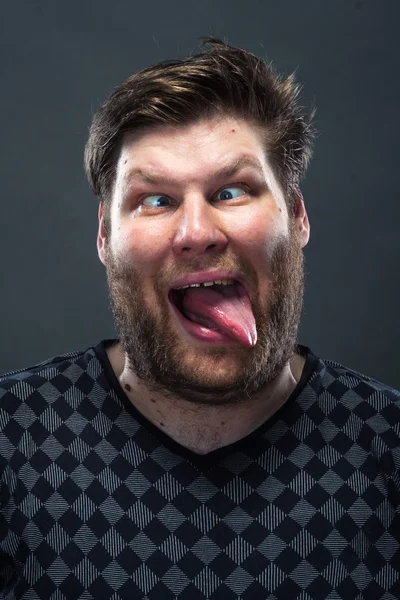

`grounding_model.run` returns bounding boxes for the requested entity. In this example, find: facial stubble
[105,224,304,405]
